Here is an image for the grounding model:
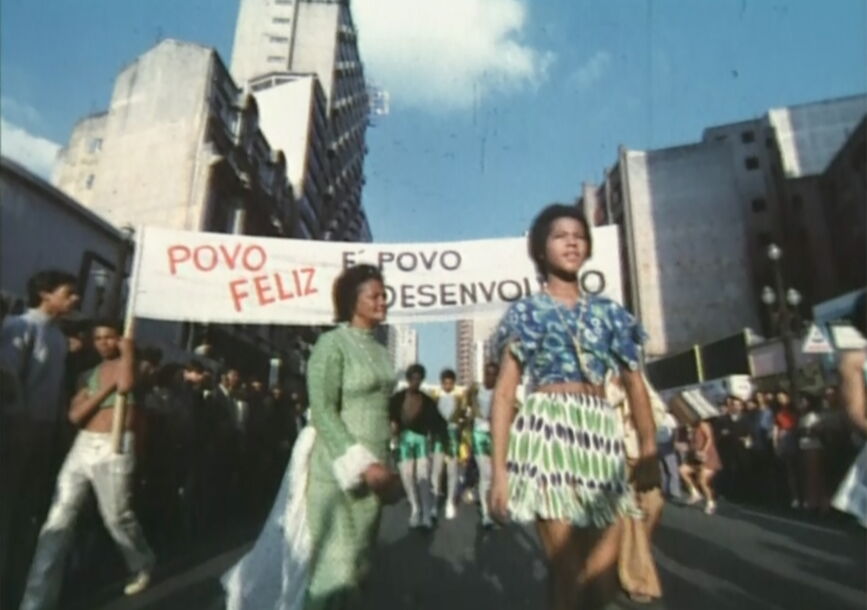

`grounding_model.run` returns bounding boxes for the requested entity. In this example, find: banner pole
[111,226,146,454]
